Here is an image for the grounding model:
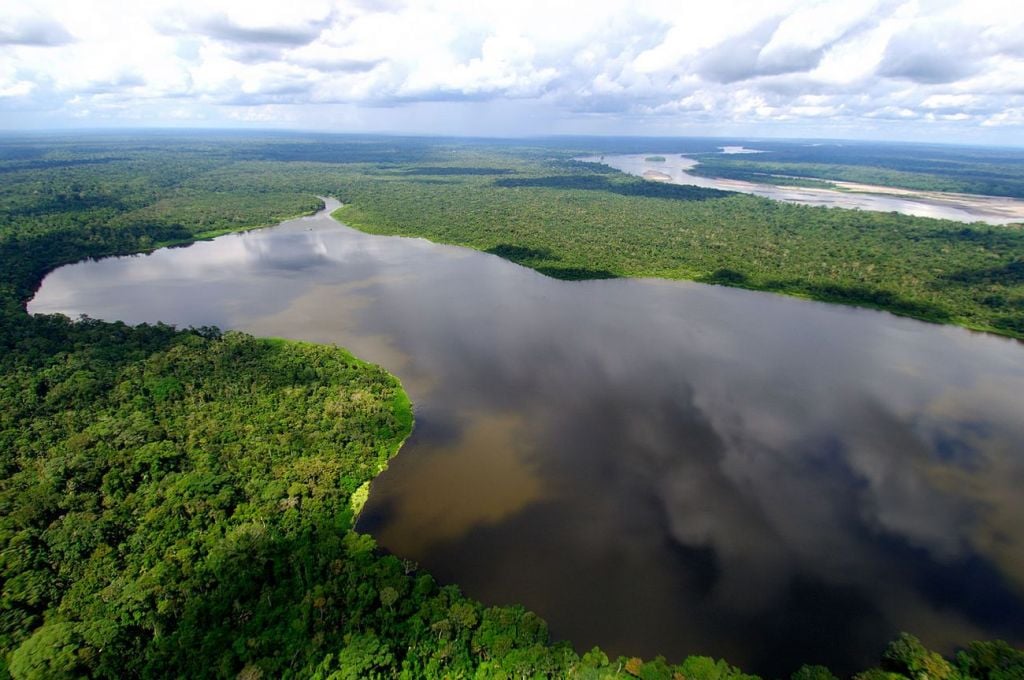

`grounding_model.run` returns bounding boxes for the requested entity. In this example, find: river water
[582,154,1024,225]
[29,199,1024,676]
